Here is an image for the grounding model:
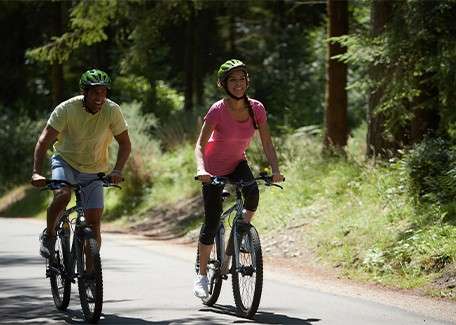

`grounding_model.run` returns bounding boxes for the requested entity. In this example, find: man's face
[84,86,108,114]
